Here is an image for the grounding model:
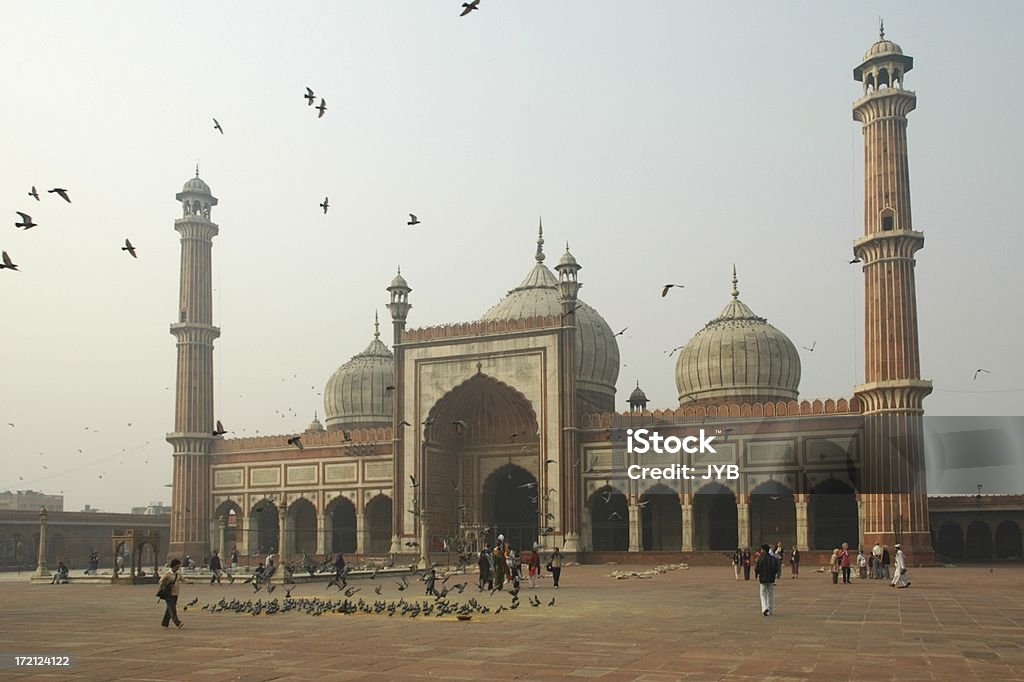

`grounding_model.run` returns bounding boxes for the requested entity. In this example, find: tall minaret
[555,232,582,554]
[167,169,220,559]
[386,269,412,558]
[852,25,934,563]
